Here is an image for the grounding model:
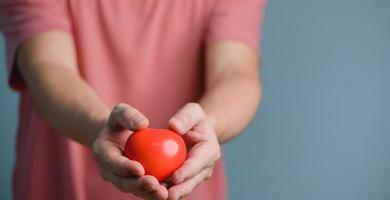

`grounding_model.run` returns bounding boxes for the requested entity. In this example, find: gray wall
[1,0,390,199]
